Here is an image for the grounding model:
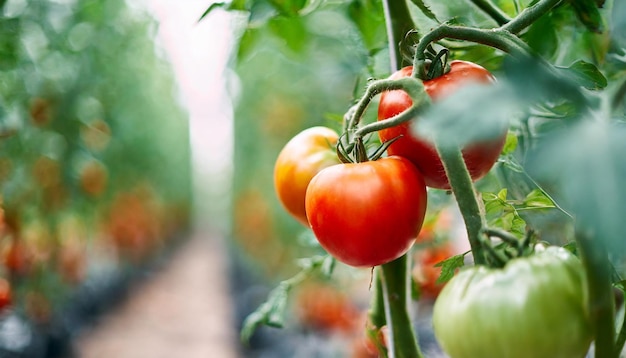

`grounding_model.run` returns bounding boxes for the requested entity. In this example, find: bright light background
[134,0,237,234]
